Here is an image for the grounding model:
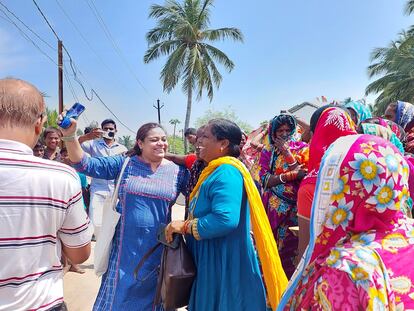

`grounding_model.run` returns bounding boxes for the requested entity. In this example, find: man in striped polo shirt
[0,78,93,311]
